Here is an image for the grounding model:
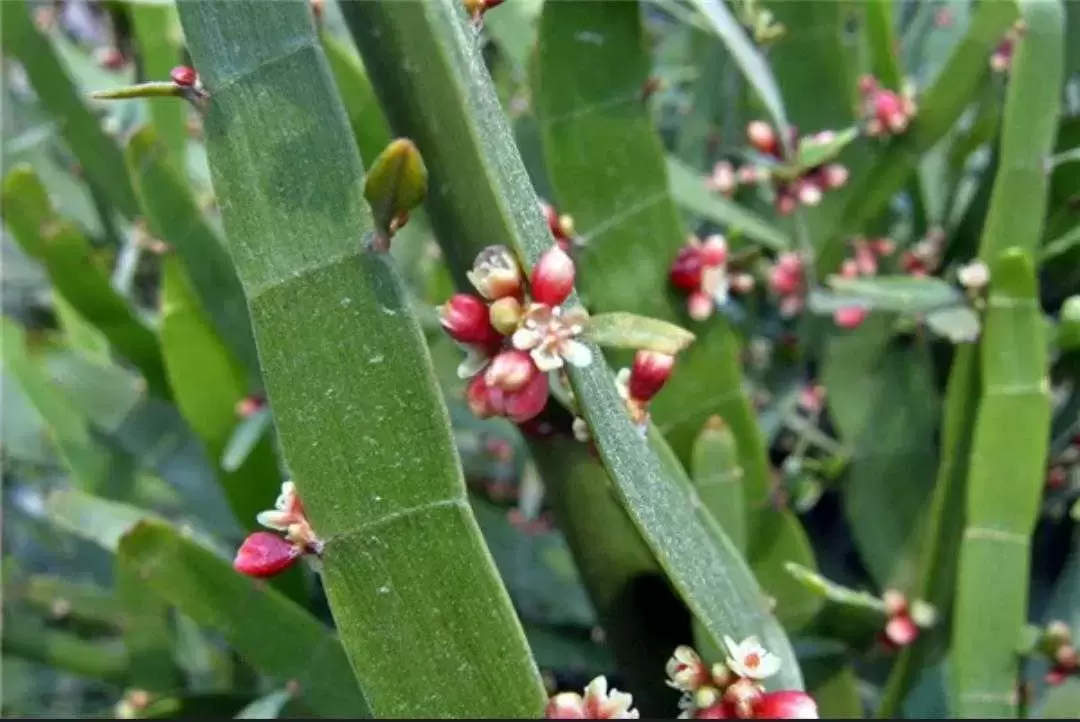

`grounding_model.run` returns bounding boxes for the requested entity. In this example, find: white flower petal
[456,350,489,380]
[256,510,291,531]
[723,635,743,660]
[531,347,564,372]
[754,651,782,679]
[511,327,541,351]
[561,340,593,368]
